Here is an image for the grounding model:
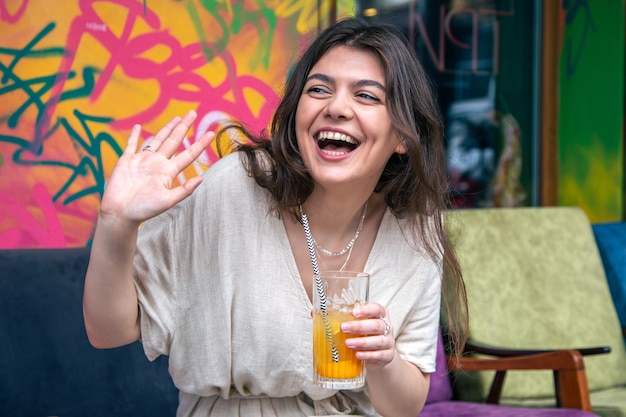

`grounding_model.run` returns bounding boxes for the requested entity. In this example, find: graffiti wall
[558,0,624,222]
[0,0,353,248]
